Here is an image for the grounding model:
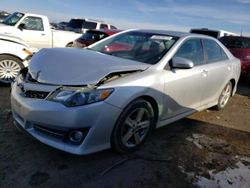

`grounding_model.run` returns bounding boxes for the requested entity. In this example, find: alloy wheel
[0,59,22,84]
[219,82,232,108]
[121,107,151,148]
